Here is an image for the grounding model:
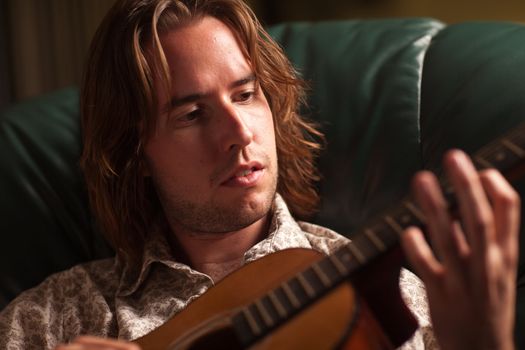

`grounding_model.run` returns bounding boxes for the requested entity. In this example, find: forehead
[157,16,251,86]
